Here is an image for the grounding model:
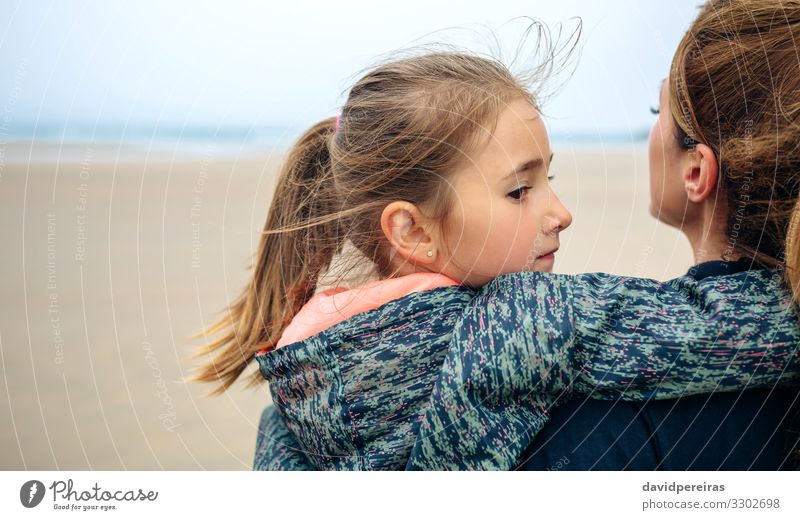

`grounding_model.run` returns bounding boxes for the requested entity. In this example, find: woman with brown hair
[523,0,800,470]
